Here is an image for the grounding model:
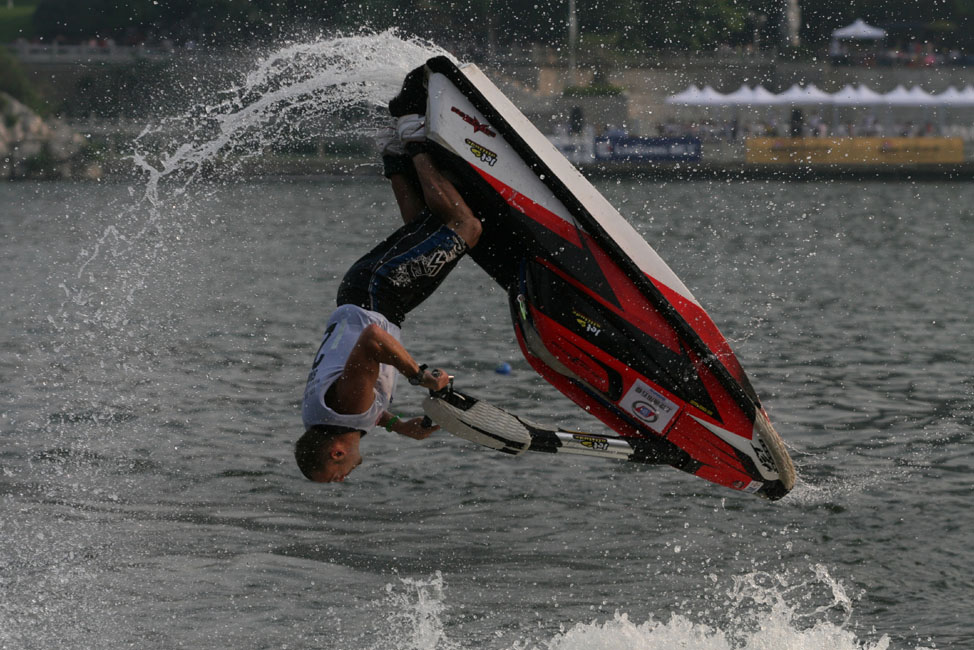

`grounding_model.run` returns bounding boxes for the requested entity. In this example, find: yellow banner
[746,137,964,164]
